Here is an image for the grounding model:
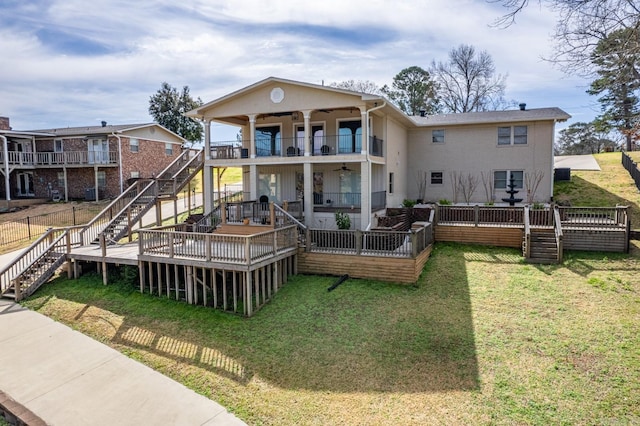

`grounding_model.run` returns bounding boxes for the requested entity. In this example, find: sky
[0,0,602,141]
